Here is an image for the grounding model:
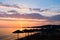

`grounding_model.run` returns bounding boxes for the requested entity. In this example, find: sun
[20,28,23,31]
[20,25,24,31]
